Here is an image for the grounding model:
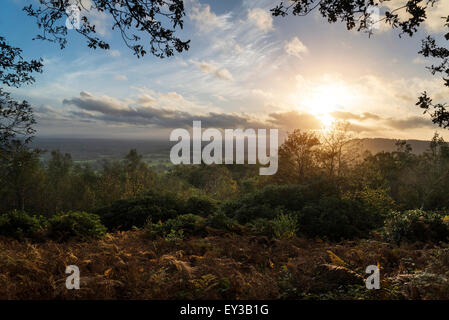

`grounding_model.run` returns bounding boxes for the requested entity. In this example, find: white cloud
[285,37,309,59]
[248,8,273,32]
[188,0,232,32]
[109,50,121,57]
[191,60,234,81]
